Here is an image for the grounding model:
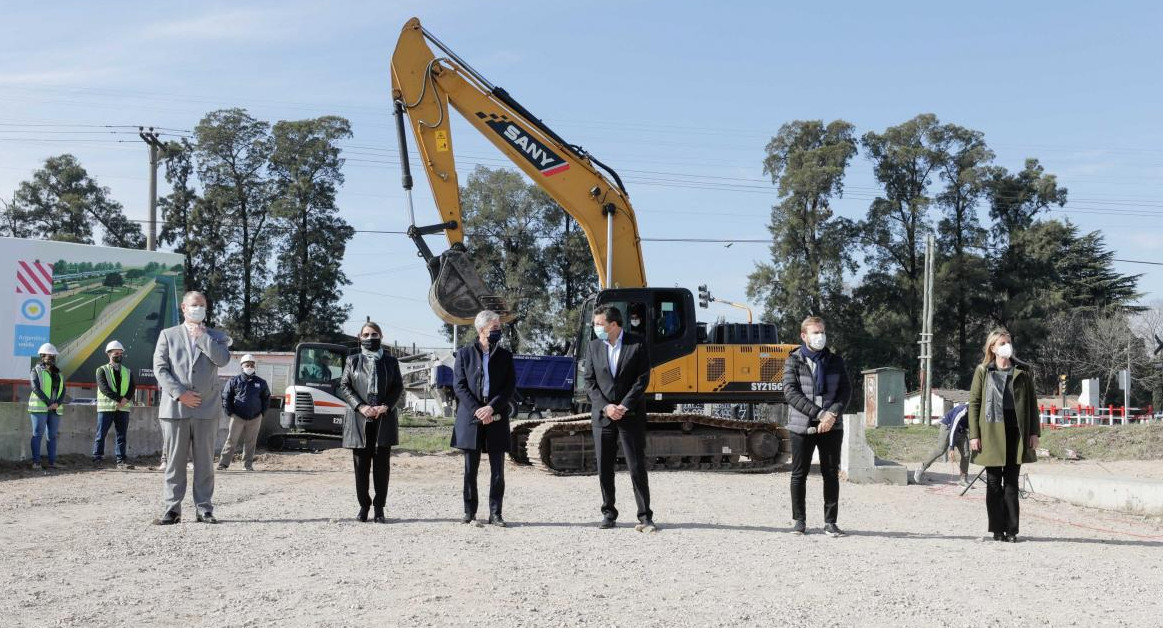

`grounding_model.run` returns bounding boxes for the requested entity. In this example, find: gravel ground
[3,451,1162,627]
